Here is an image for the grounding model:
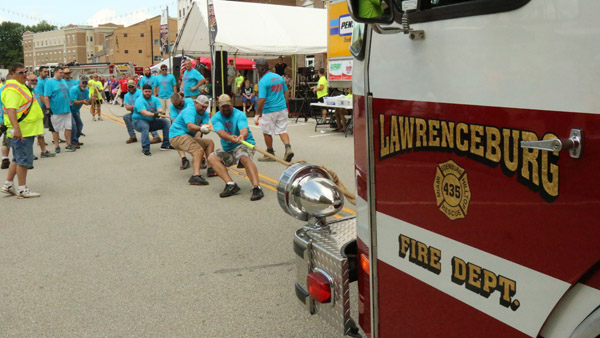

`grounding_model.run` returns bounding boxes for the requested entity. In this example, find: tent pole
[292,54,296,99]
[211,45,216,114]
[220,46,225,97]
[233,53,237,95]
